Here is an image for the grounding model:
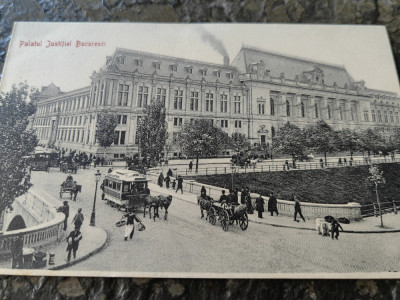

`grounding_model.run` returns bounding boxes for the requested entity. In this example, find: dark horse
[60,181,82,201]
[143,195,173,221]
[198,196,214,220]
